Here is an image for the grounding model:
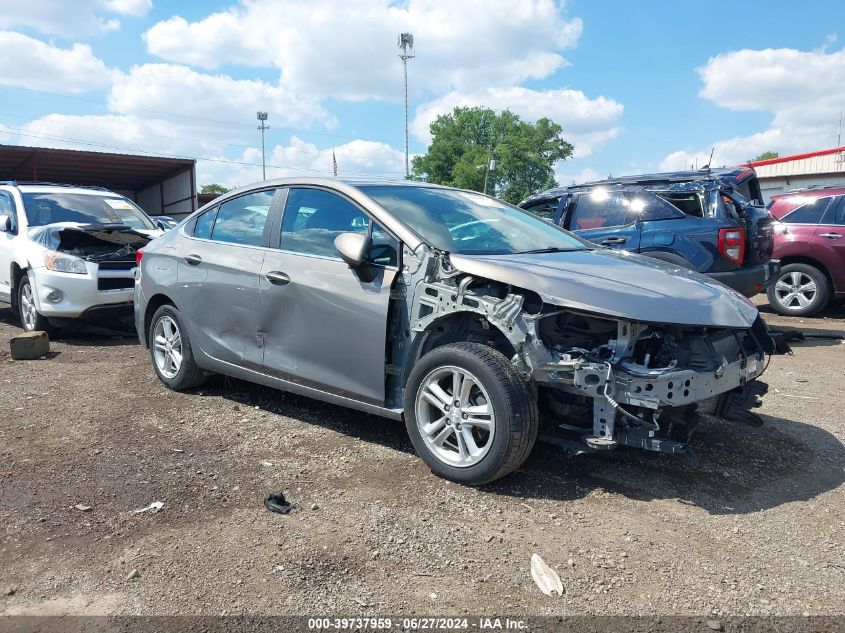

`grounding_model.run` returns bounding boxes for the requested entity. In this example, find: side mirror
[155,219,169,231]
[0,214,10,232]
[334,232,371,268]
